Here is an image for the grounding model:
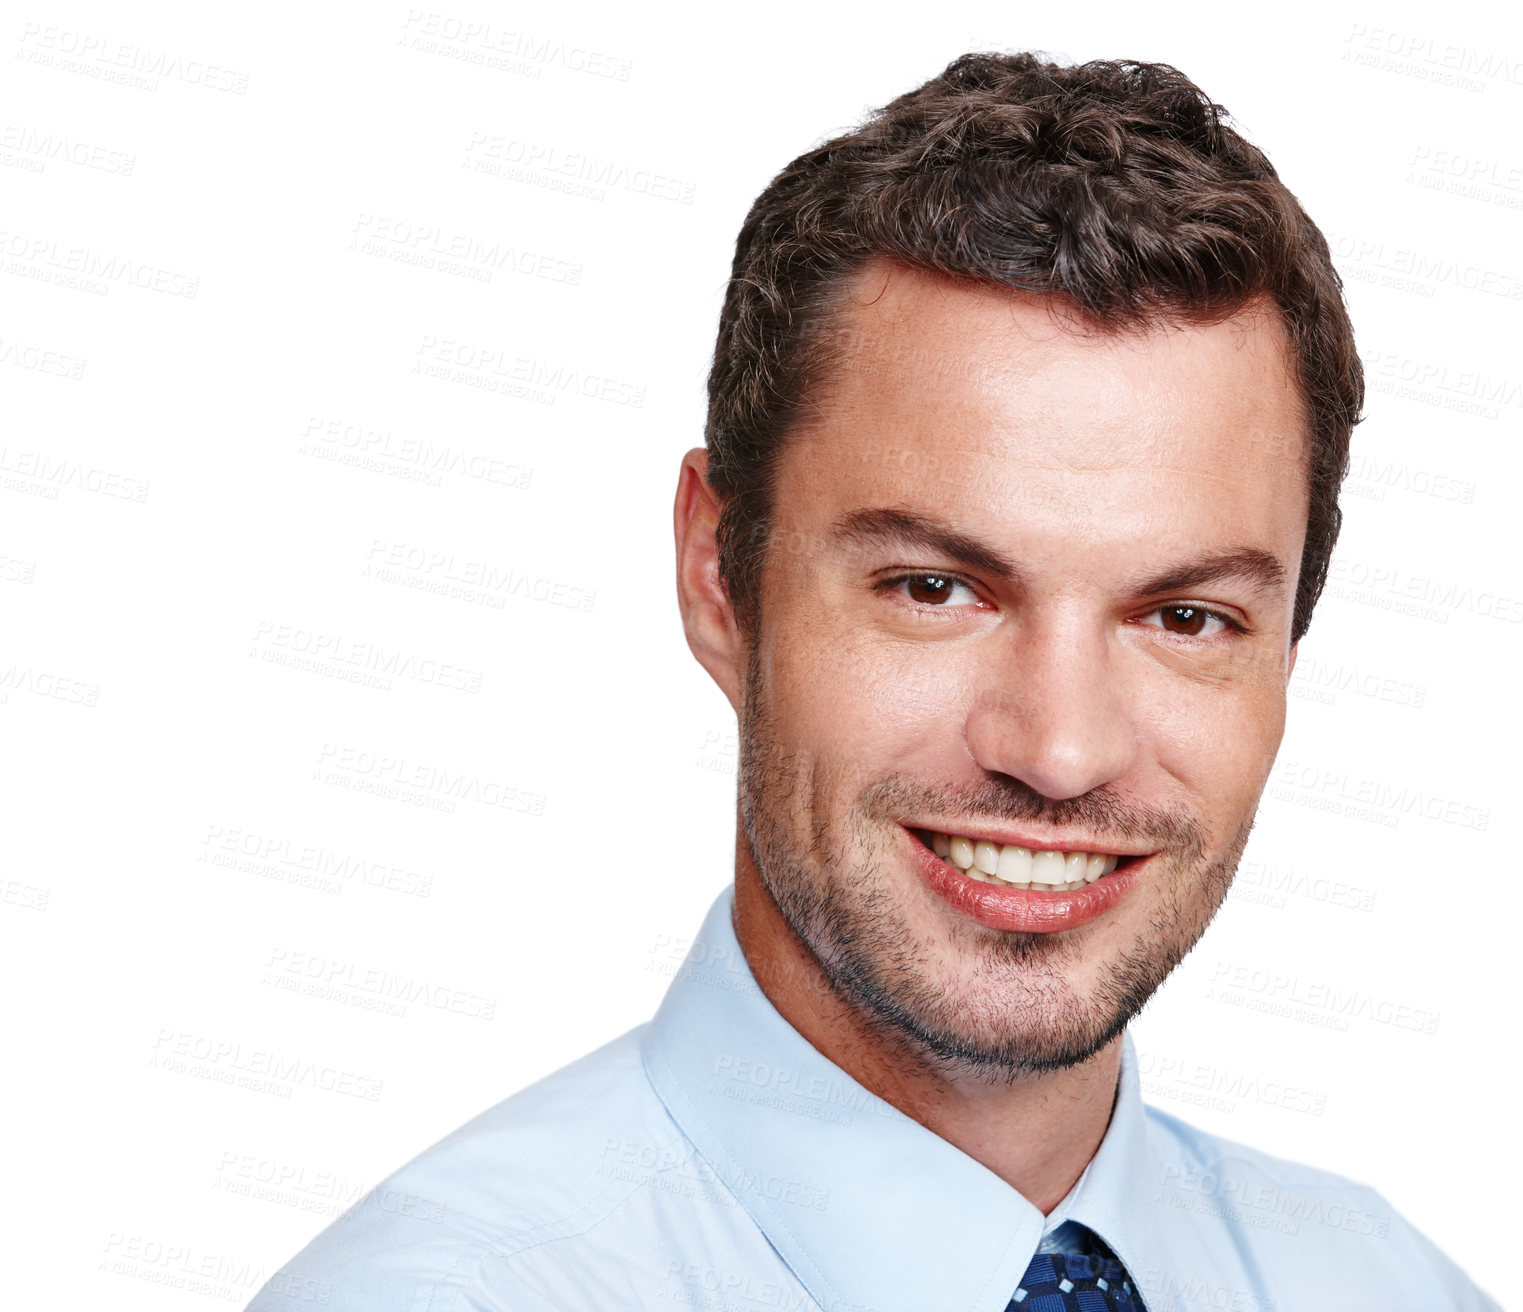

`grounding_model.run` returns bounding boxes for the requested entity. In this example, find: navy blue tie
[1006,1226,1141,1312]
[1006,1250,1139,1311]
